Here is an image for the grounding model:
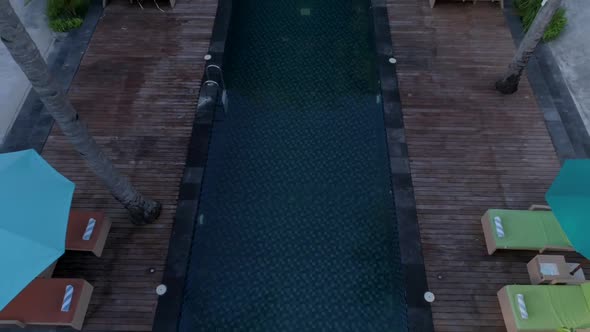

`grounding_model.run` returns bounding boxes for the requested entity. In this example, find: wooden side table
[527,255,586,285]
